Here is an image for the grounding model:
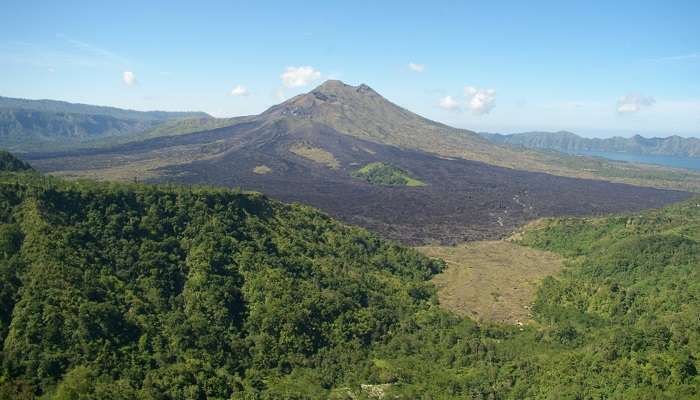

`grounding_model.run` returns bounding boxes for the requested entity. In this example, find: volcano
[26,80,692,244]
